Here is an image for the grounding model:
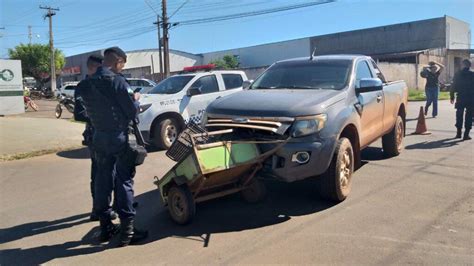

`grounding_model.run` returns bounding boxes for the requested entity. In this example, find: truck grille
[206,117,293,135]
